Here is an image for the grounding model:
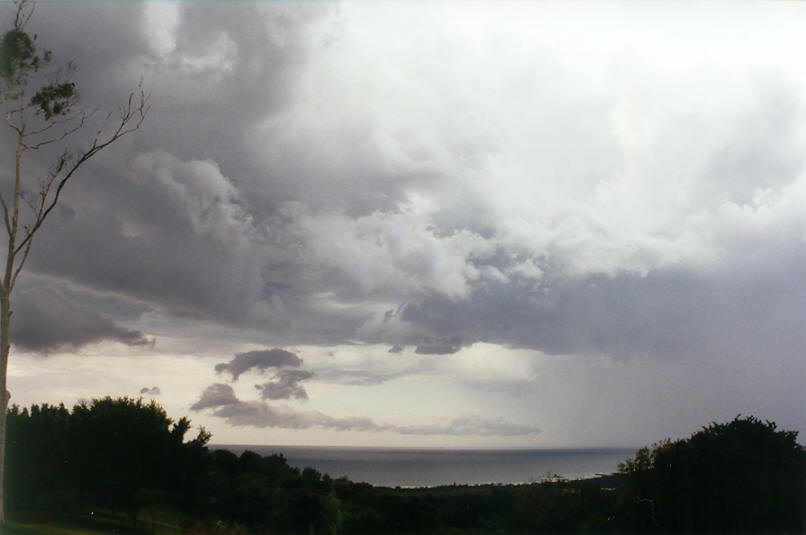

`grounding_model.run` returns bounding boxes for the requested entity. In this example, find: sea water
[215,446,636,488]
